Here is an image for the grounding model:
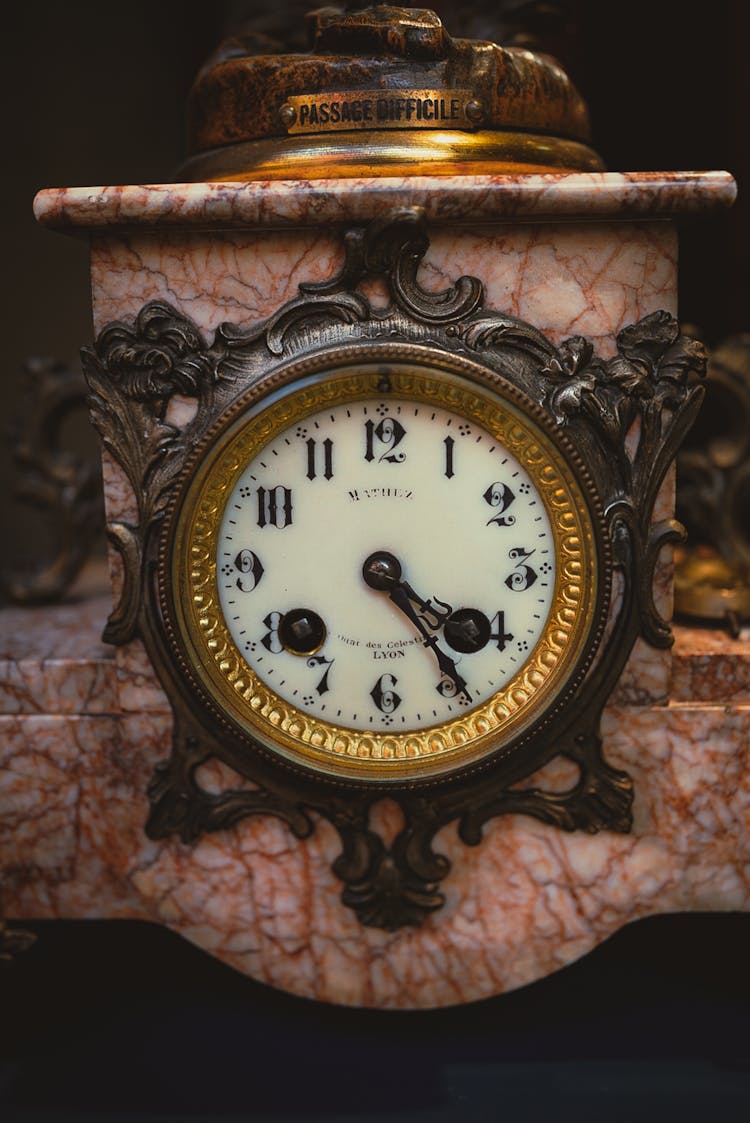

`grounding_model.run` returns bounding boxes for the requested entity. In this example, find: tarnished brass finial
[181,4,602,181]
